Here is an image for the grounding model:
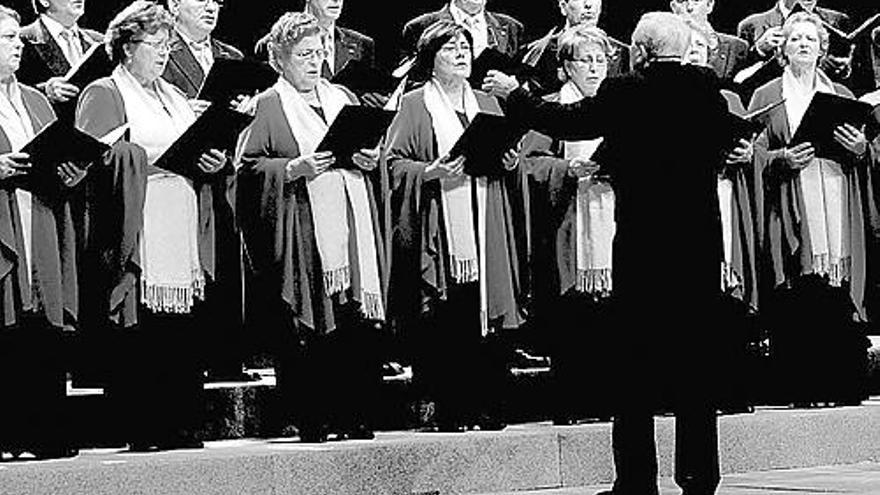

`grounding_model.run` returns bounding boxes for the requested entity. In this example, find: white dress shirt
[450,2,489,57]
[177,29,214,76]
[41,14,84,67]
